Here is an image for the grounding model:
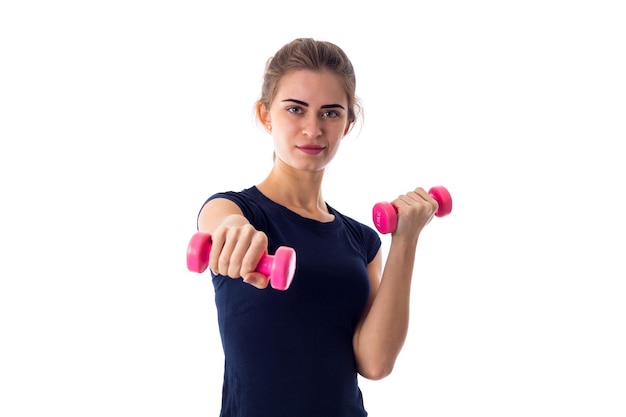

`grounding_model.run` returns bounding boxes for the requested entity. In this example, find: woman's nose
[301,115,322,137]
